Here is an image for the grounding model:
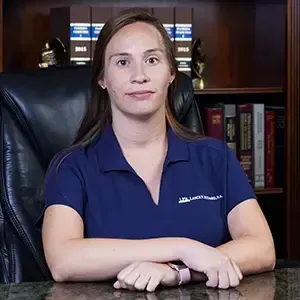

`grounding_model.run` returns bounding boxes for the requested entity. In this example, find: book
[91,6,113,59]
[174,7,193,76]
